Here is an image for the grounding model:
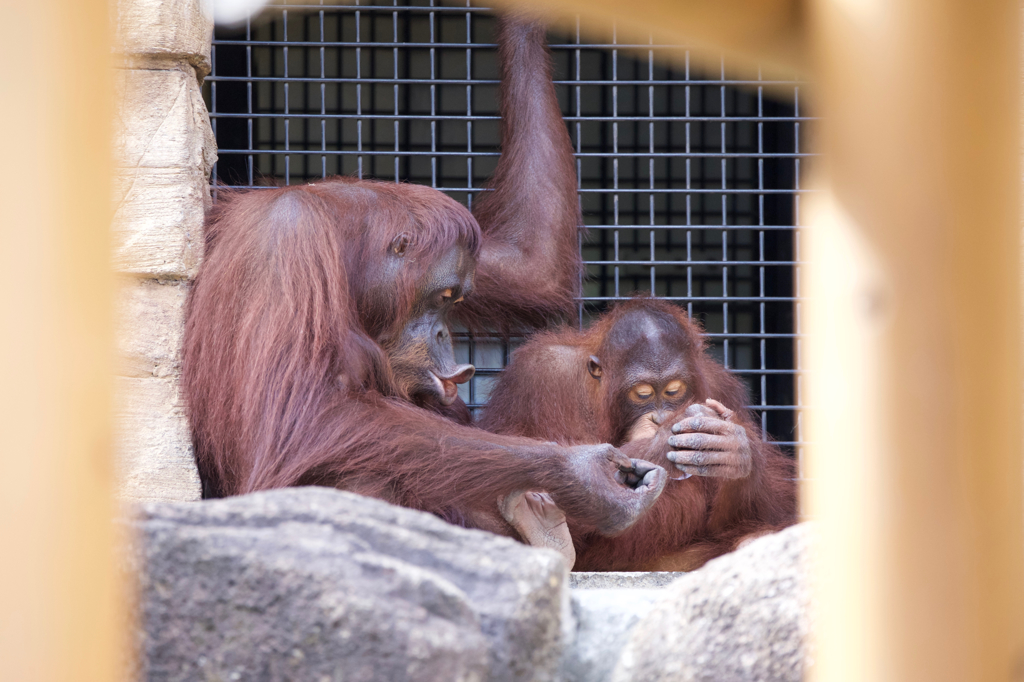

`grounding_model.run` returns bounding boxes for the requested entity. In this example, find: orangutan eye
[664,380,685,397]
[390,233,411,255]
[631,384,655,402]
[437,288,464,306]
